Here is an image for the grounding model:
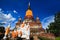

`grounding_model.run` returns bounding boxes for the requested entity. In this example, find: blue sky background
[0,0,60,29]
